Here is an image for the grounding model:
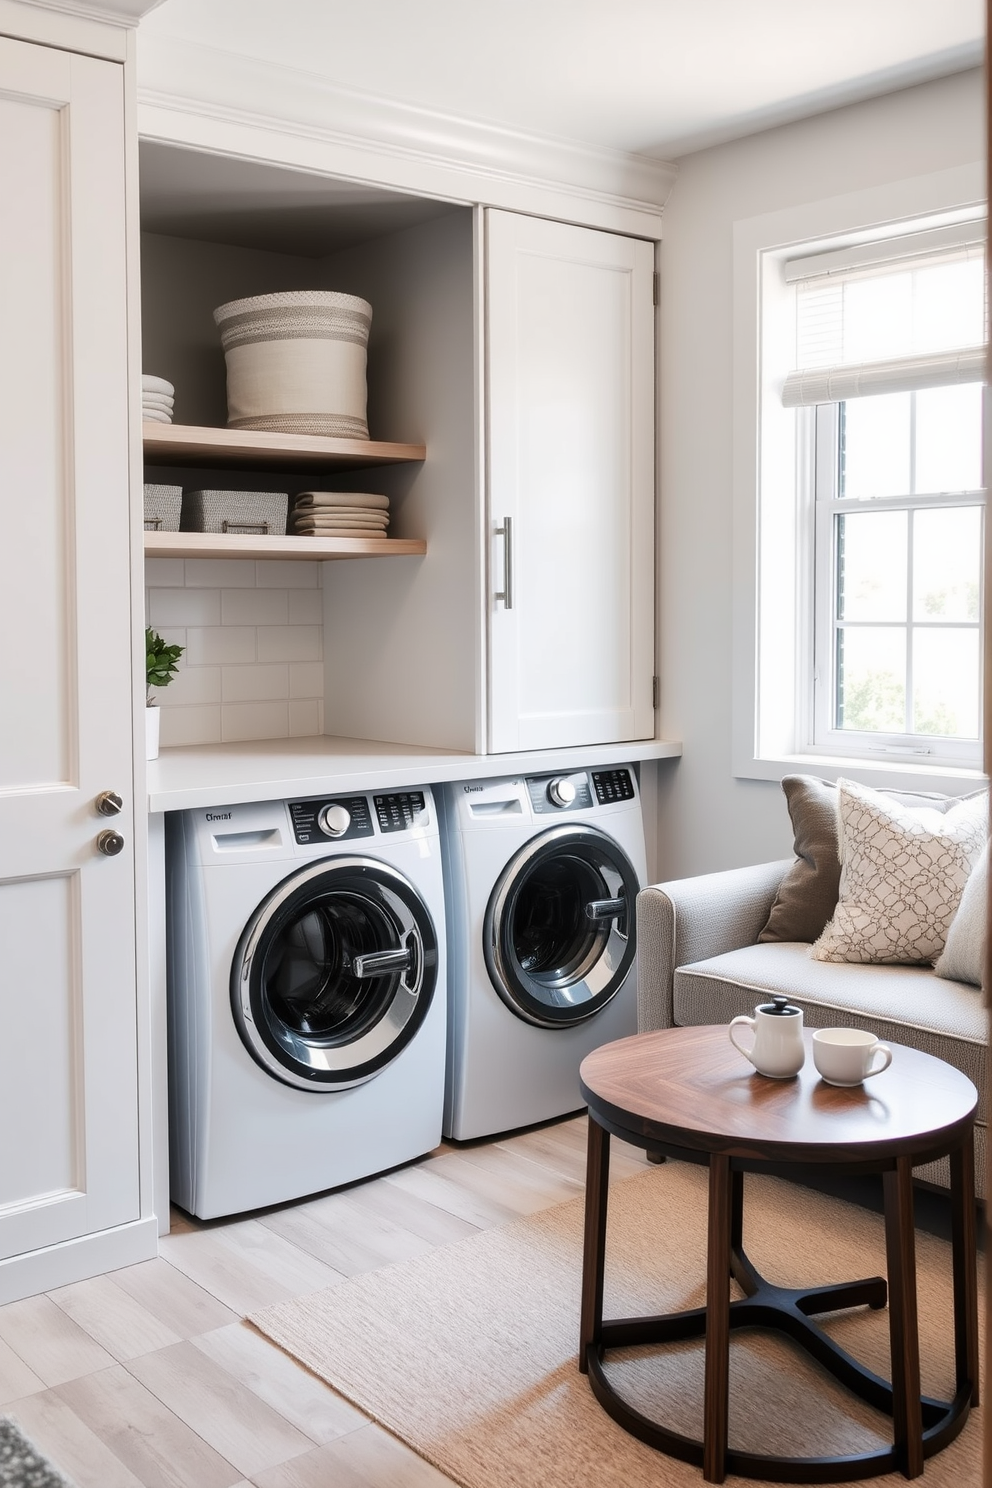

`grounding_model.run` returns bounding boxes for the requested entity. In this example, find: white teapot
[729,995,805,1079]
